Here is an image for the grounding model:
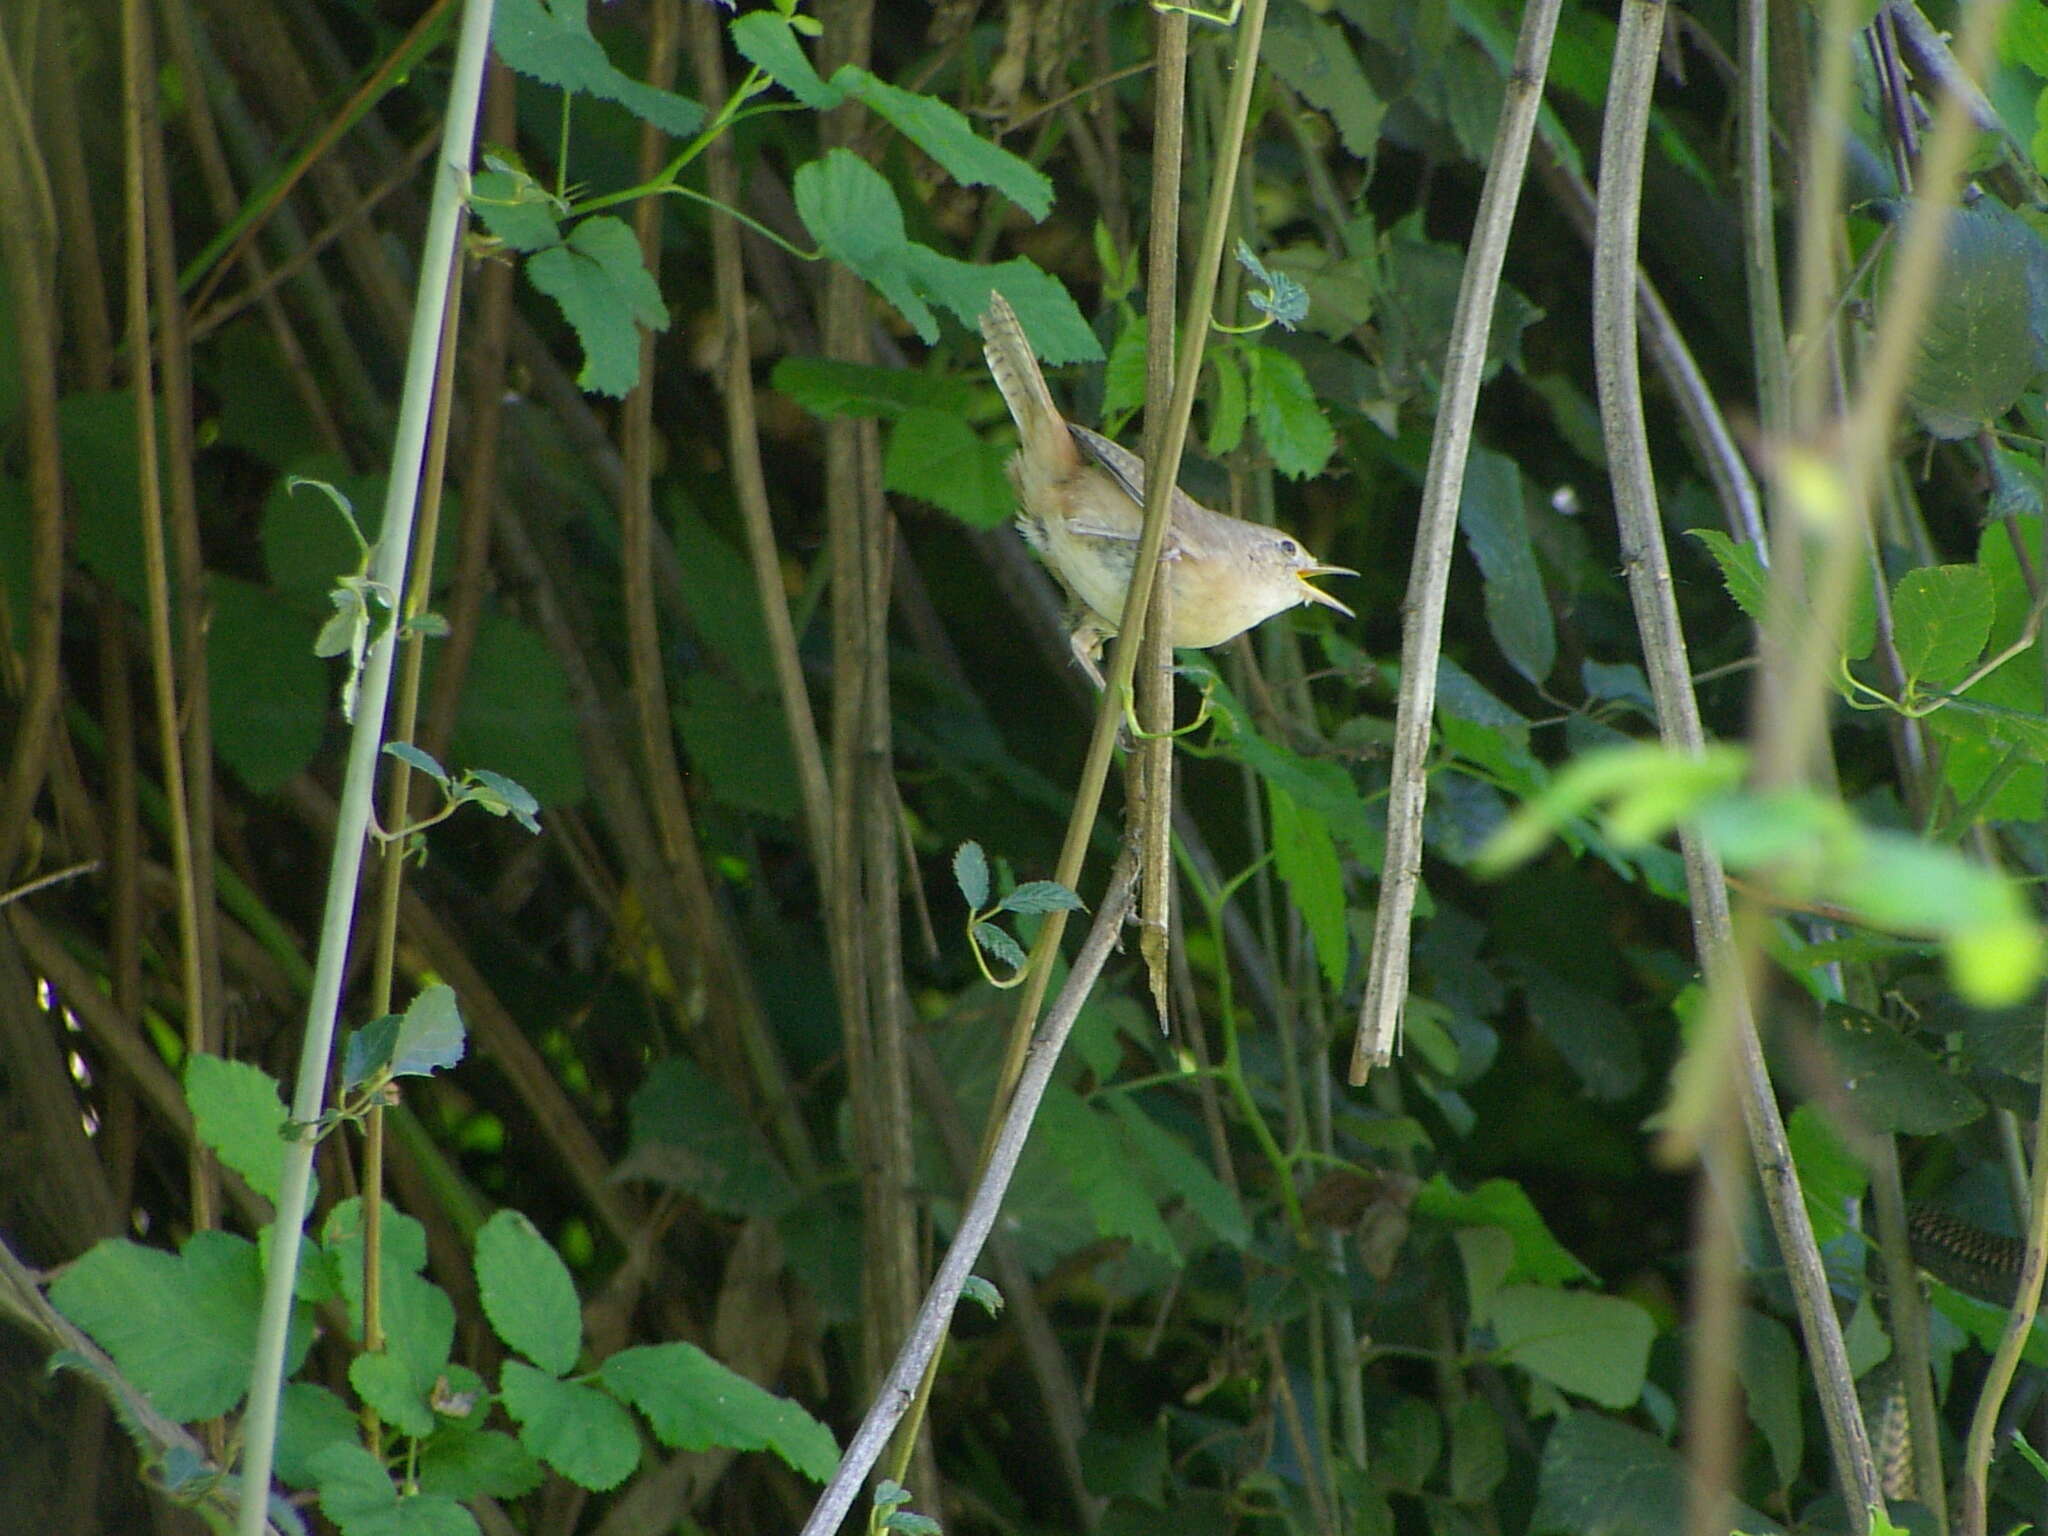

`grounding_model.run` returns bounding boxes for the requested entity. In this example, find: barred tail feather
[980,291,1076,475]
